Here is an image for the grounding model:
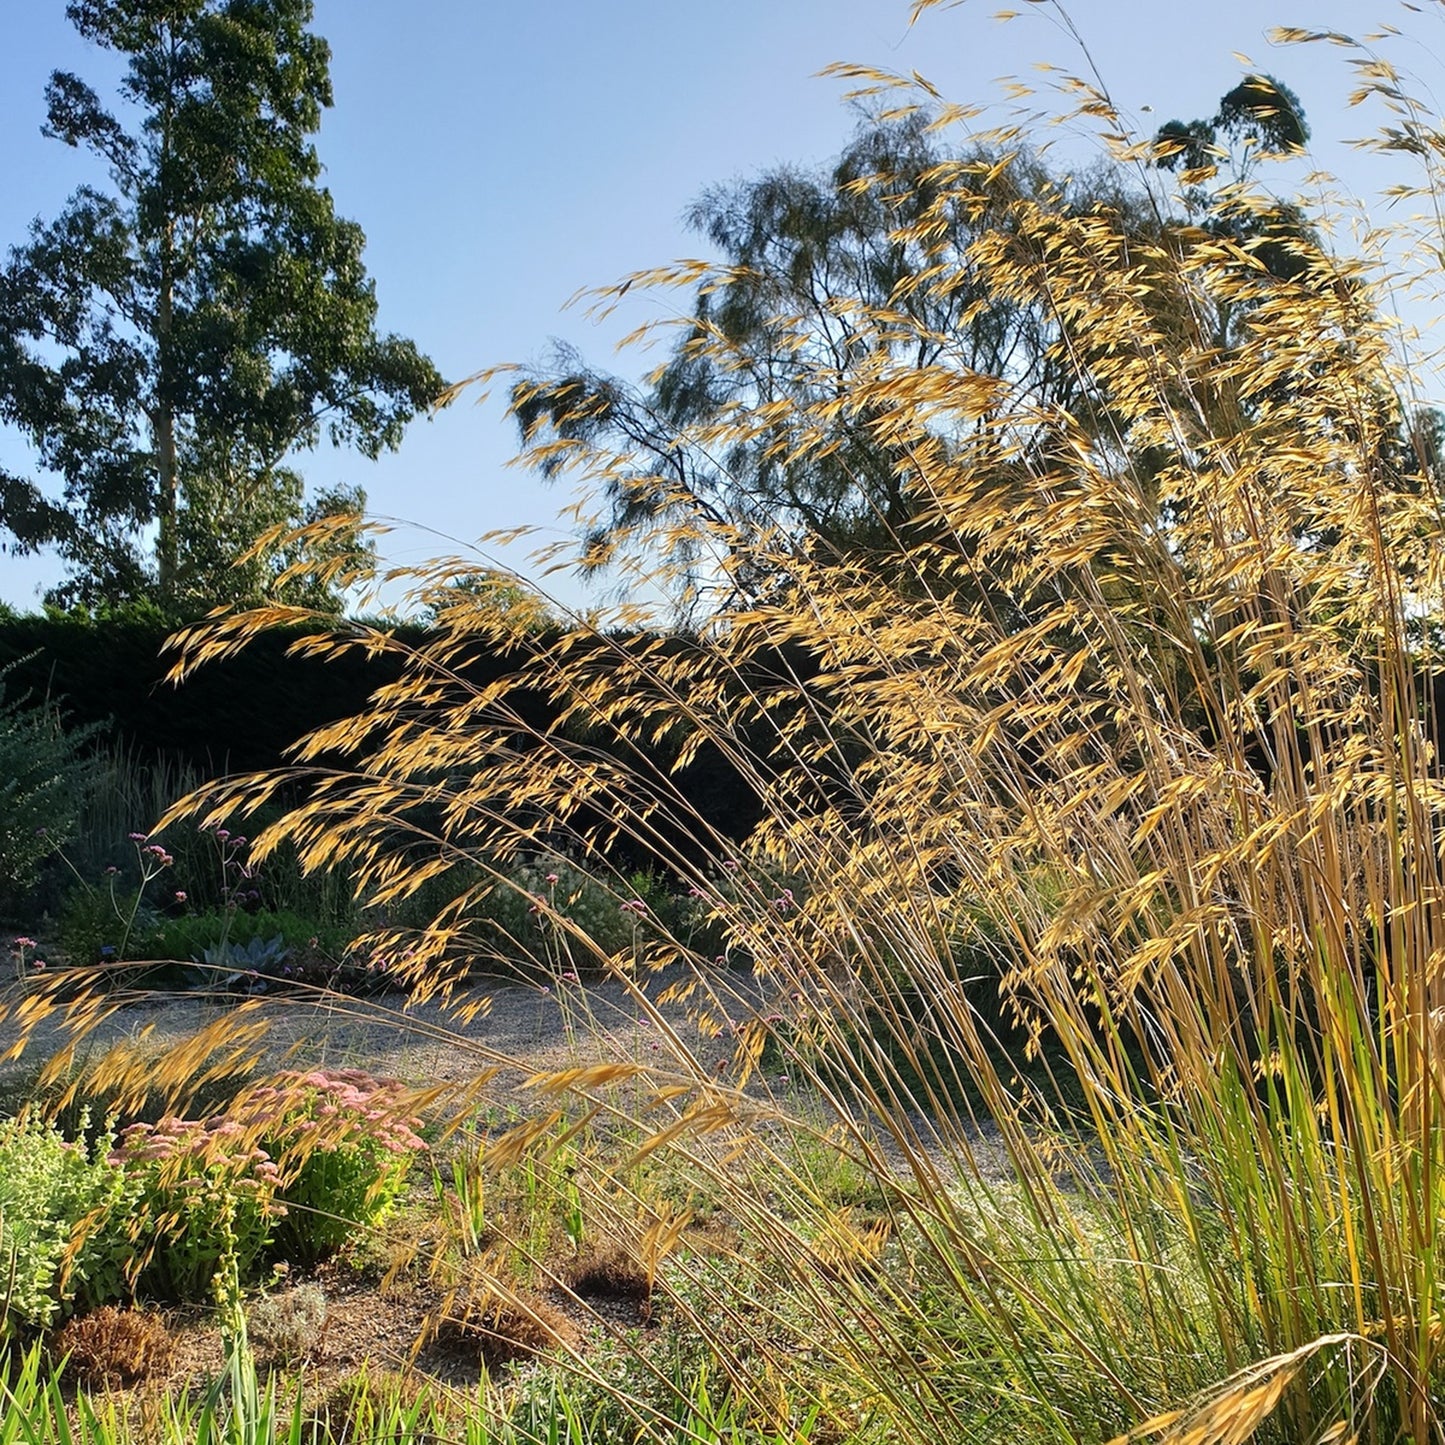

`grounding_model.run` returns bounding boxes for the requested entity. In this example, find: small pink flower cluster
[11,936,46,972]
[108,1114,282,1190]
[237,1068,425,1157]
